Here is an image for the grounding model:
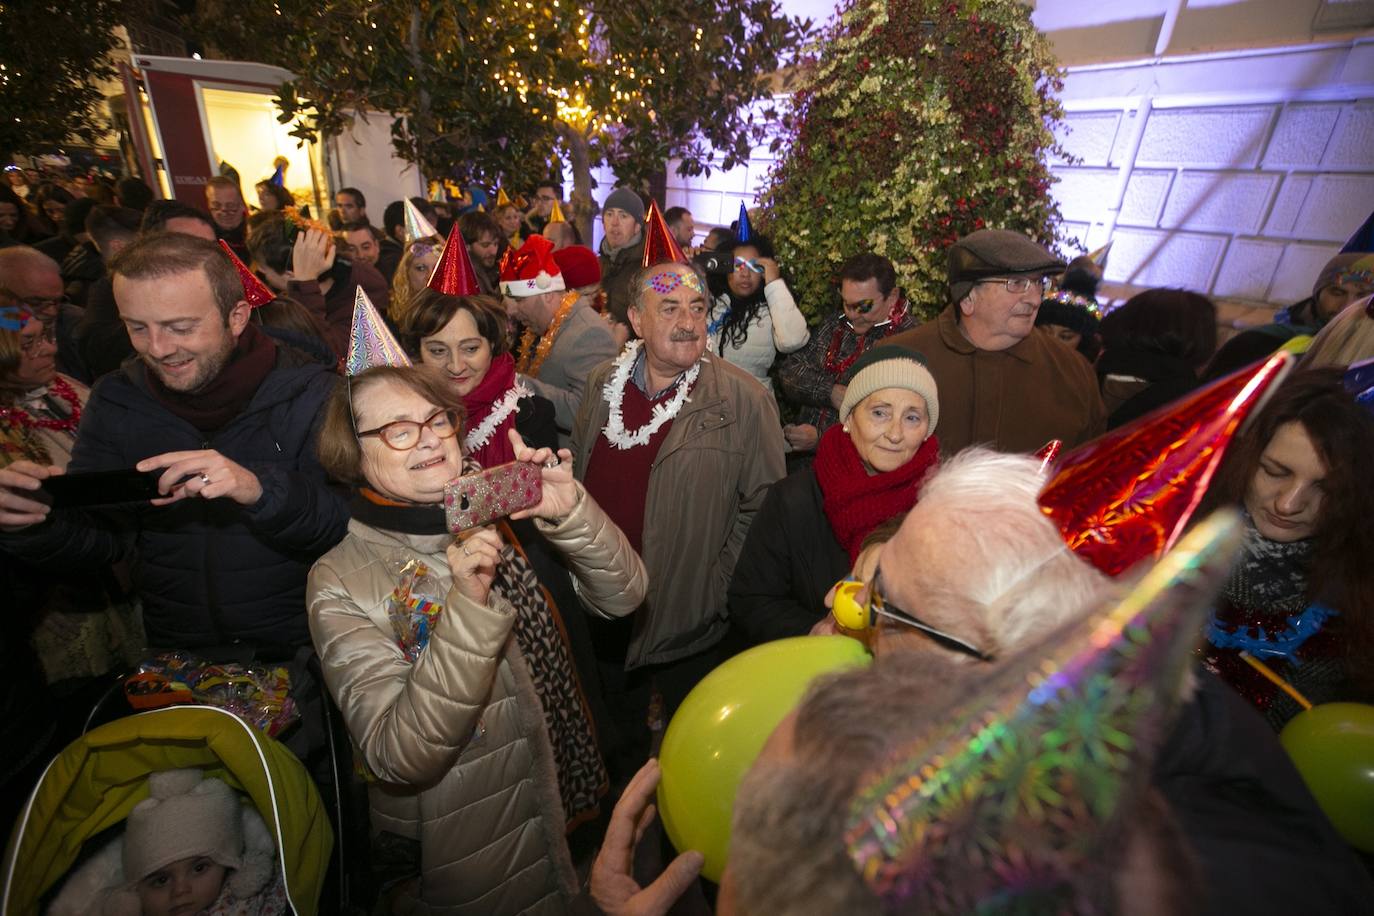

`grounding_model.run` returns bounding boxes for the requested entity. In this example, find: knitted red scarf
[461,352,521,468]
[813,423,940,561]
